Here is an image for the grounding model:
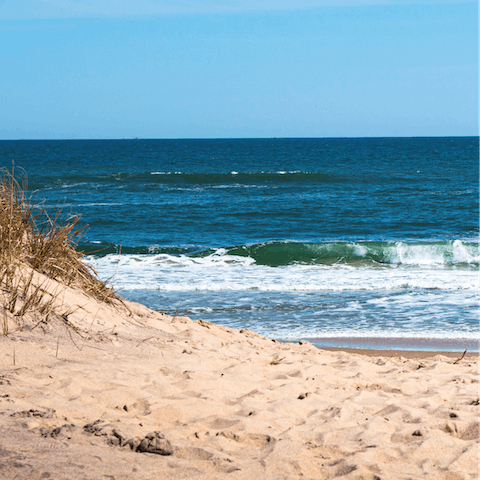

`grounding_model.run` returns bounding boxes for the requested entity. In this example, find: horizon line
[1,135,478,141]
